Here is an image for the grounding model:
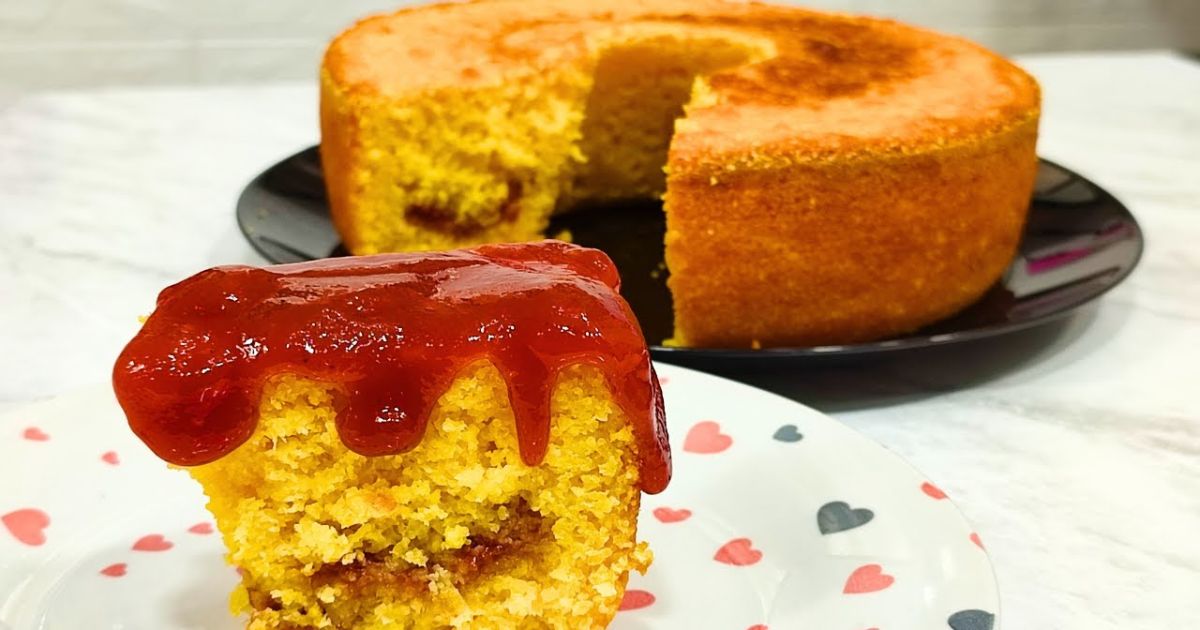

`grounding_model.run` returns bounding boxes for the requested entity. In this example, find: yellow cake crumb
[321,19,767,255]
[188,362,651,629]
